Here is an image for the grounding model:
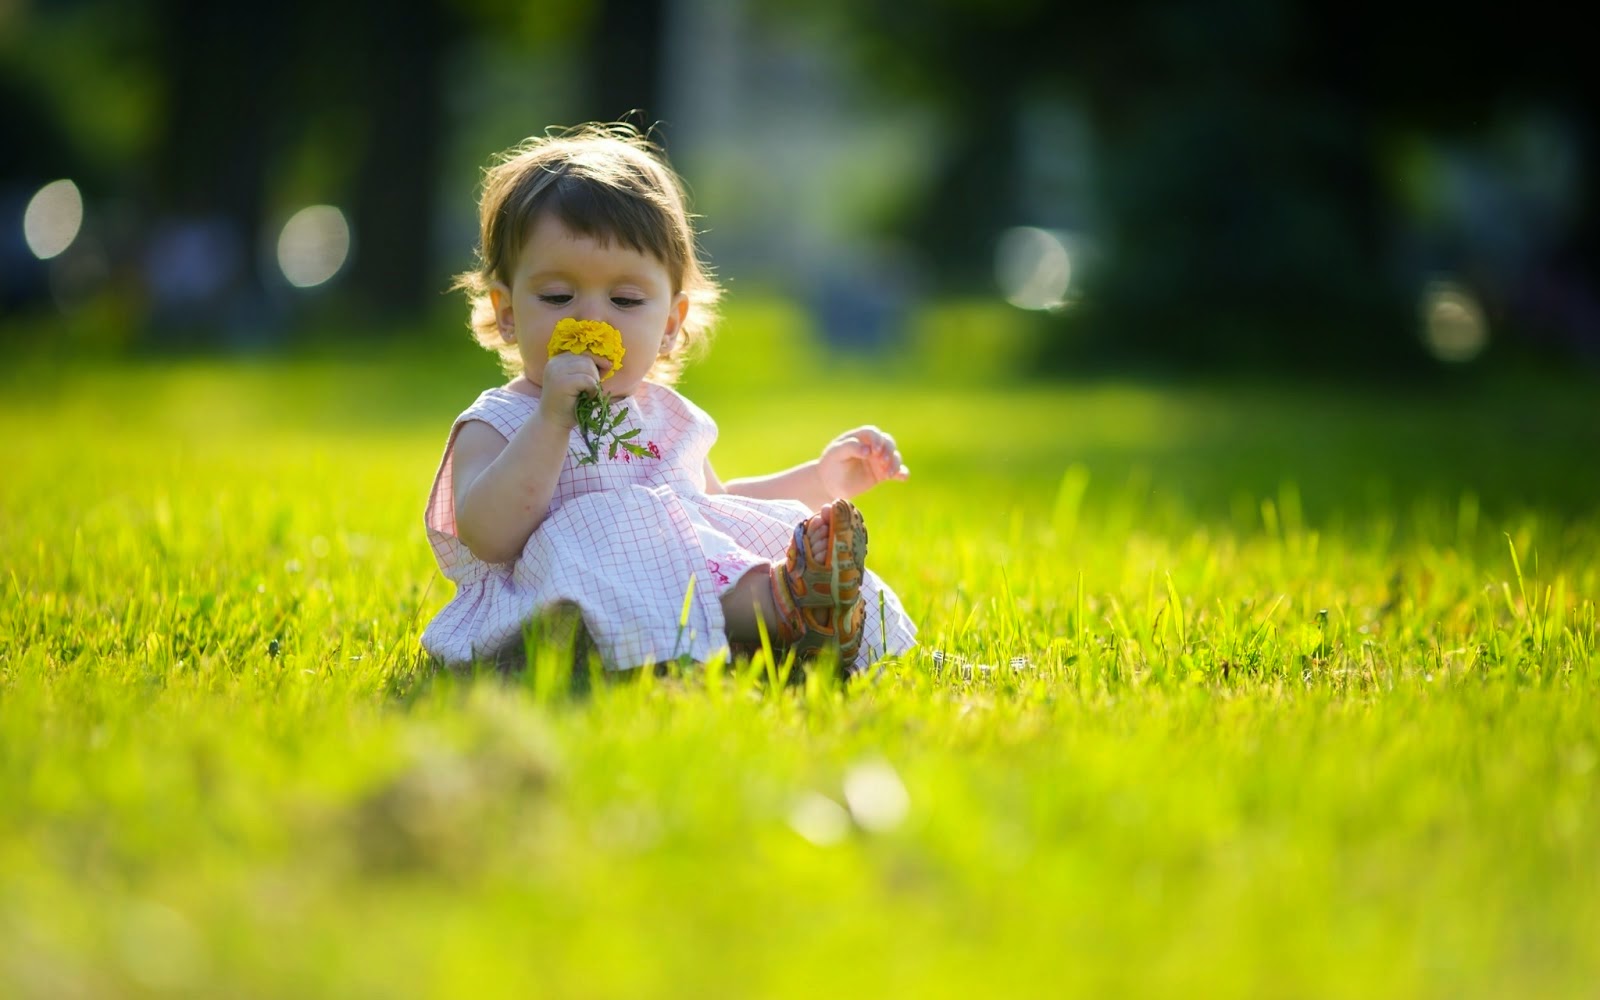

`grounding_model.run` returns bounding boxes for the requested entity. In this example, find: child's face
[489,212,688,398]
